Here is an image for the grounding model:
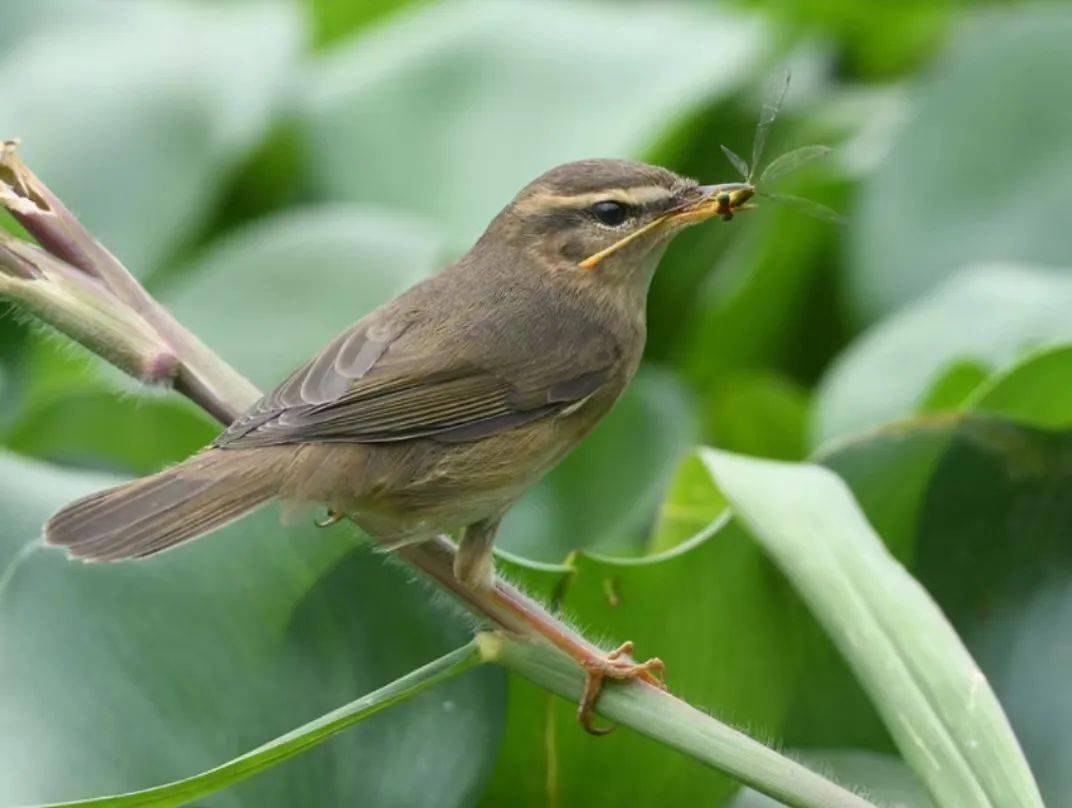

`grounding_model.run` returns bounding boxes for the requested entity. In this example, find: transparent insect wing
[720,144,750,181]
[758,145,832,185]
[762,192,845,225]
[750,70,791,181]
